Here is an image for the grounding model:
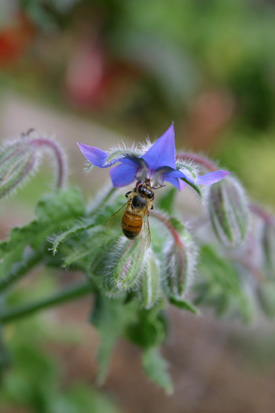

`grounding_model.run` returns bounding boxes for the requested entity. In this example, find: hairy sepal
[141,251,161,309]
[176,160,199,181]
[207,176,249,247]
[103,237,146,295]
[105,147,140,165]
[0,139,38,199]
[176,160,202,197]
[163,218,197,299]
